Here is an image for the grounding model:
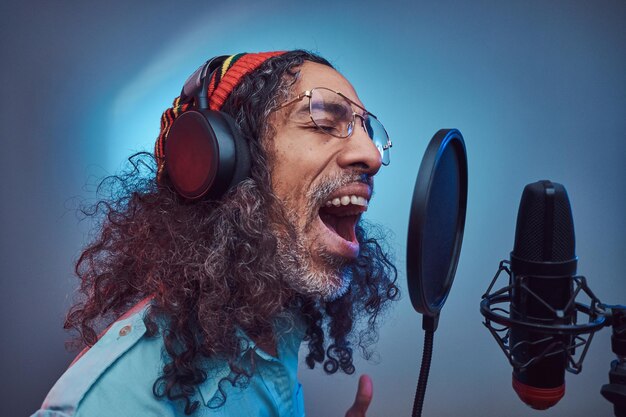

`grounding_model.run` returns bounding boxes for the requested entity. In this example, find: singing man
[32,50,398,417]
